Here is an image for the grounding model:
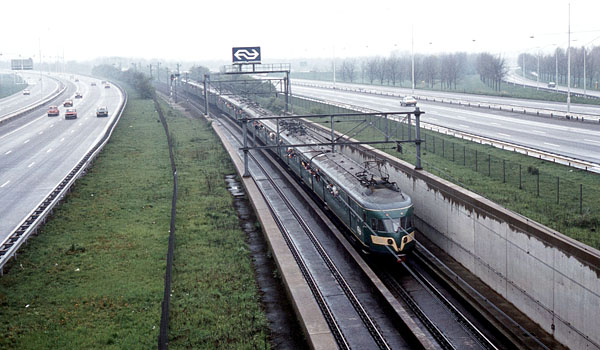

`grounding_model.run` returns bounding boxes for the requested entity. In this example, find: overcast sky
[1,0,599,63]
